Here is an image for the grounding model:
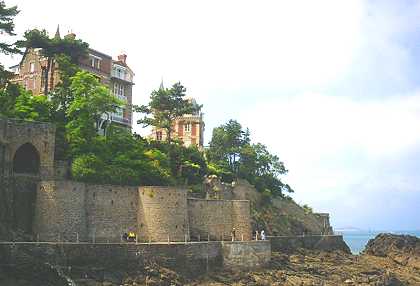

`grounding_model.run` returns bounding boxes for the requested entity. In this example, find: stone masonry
[33,181,252,243]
